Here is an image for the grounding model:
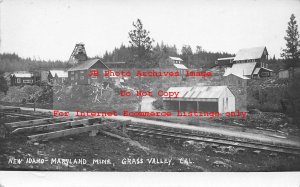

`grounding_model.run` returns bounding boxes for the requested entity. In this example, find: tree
[196,45,203,54]
[0,75,8,95]
[181,45,193,66]
[128,19,154,66]
[281,14,300,68]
